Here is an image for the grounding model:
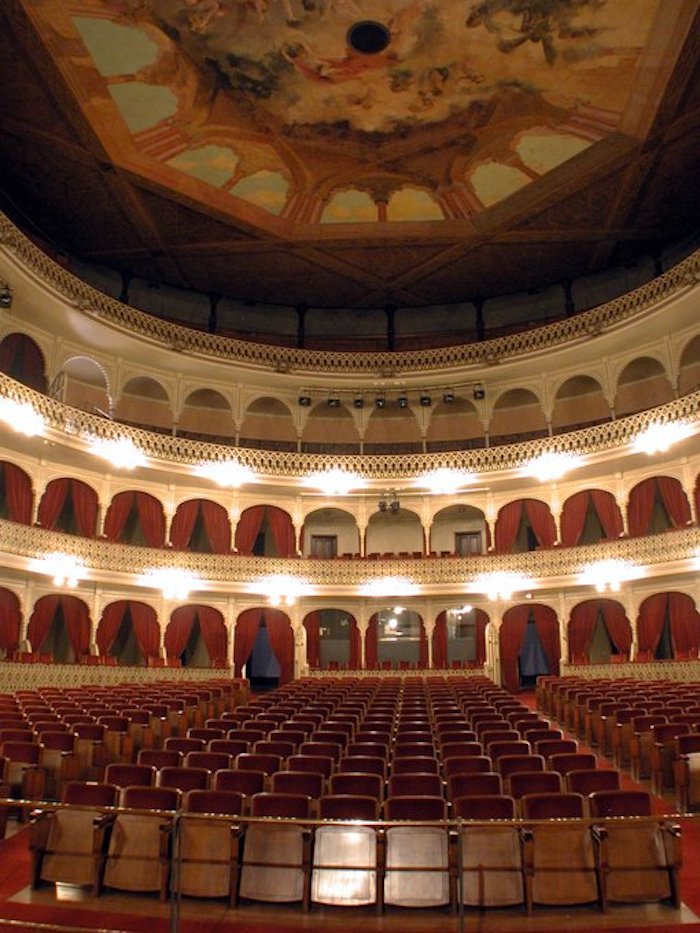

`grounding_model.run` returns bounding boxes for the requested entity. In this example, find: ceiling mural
[23,0,662,225]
